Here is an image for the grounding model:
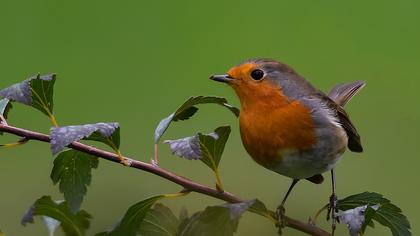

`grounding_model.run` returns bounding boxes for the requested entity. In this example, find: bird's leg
[327,169,339,235]
[276,179,299,227]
